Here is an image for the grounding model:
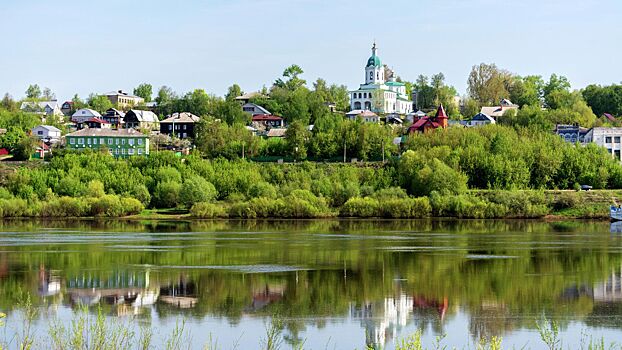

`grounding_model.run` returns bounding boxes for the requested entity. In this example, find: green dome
[366,54,382,68]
